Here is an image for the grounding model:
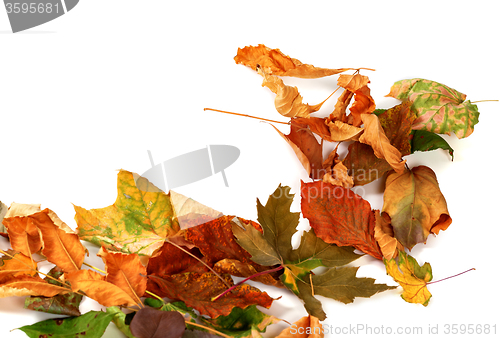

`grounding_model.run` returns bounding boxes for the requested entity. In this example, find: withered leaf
[276,315,324,338]
[0,250,38,279]
[74,169,178,256]
[384,250,432,306]
[300,181,383,260]
[147,273,273,319]
[0,274,69,298]
[235,44,353,78]
[382,165,452,249]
